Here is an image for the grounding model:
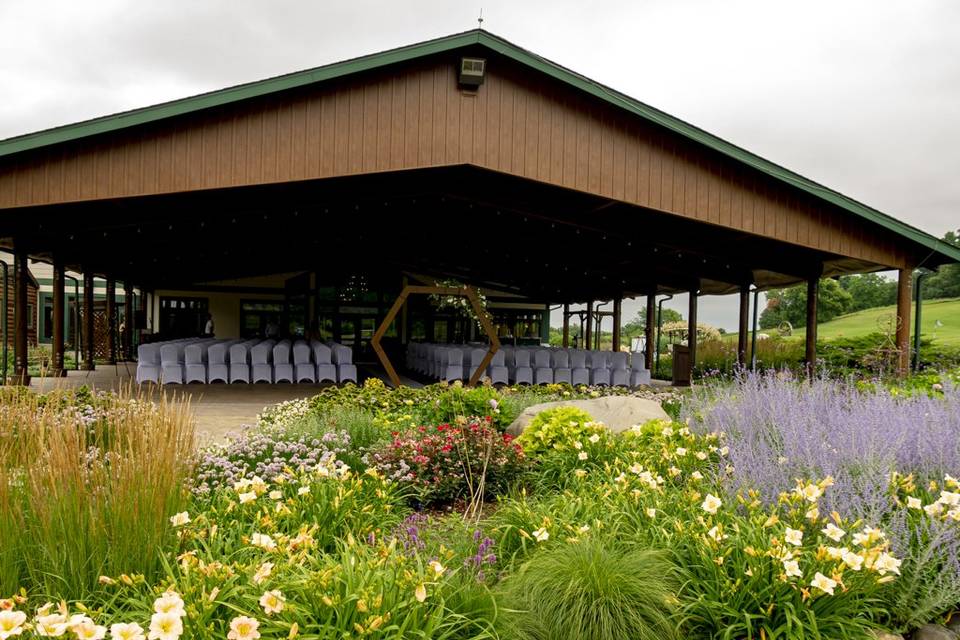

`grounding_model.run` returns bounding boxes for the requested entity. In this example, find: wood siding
[0,55,908,268]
